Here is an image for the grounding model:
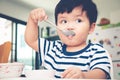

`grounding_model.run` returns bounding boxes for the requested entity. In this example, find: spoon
[45,20,75,36]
